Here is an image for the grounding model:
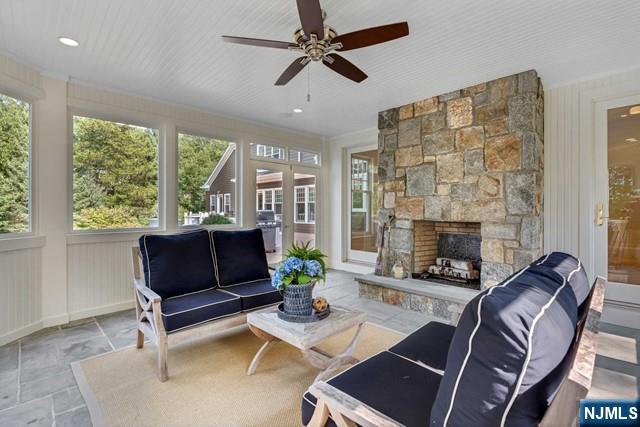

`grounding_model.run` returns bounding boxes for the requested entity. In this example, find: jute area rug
[72,322,403,427]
